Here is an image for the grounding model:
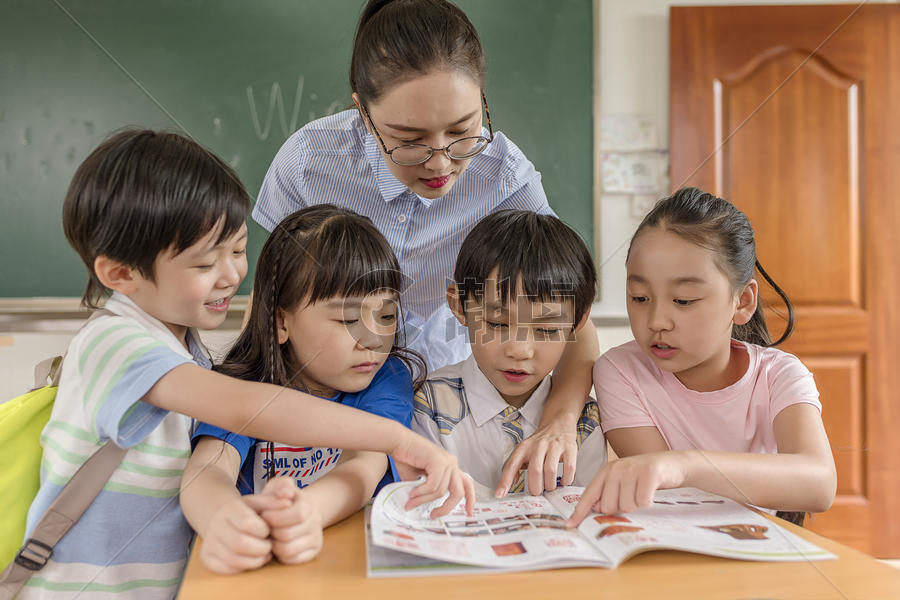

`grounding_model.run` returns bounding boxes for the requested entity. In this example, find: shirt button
[398,214,407,223]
